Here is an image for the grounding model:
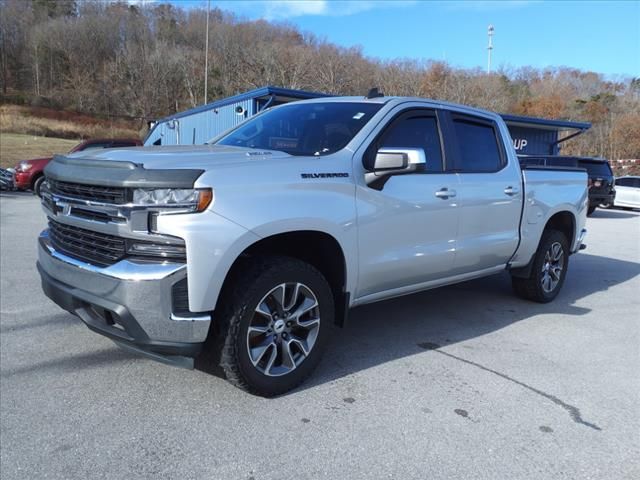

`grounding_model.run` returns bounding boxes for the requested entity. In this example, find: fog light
[127,241,186,259]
